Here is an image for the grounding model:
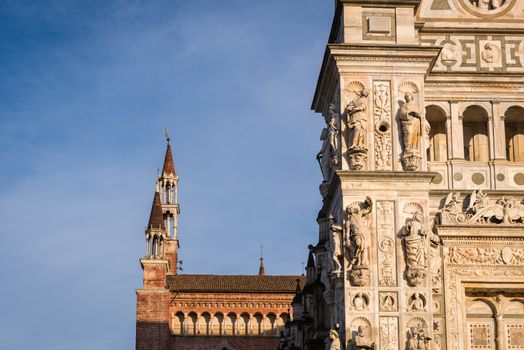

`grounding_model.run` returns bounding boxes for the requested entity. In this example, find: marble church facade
[285,1,524,350]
